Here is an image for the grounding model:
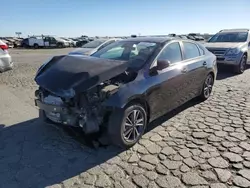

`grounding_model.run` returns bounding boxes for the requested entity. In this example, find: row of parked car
[21,35,96,48]
[0,35,95,49]
[168,33,207,41]
[0,37,23,48]
[1,28,249,74]
[0,33,210,50]
[33,28,250,148]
